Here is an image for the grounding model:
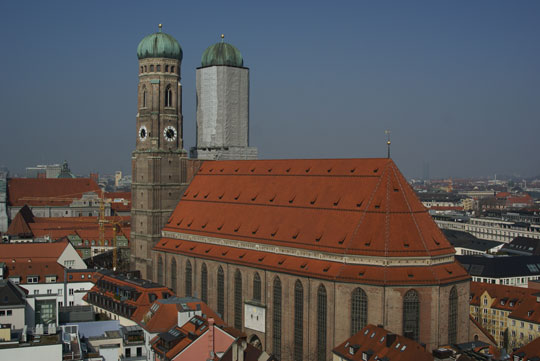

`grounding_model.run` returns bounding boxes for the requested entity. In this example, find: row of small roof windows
[140,64,176,74]
[200,165,381,175]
